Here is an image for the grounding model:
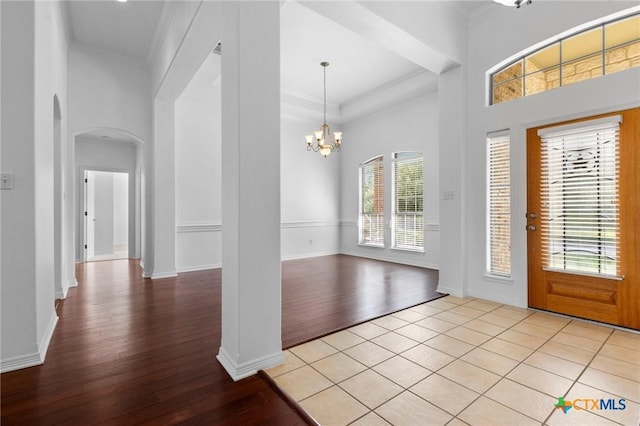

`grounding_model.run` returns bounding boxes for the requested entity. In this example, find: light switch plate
[1,172,14,190]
